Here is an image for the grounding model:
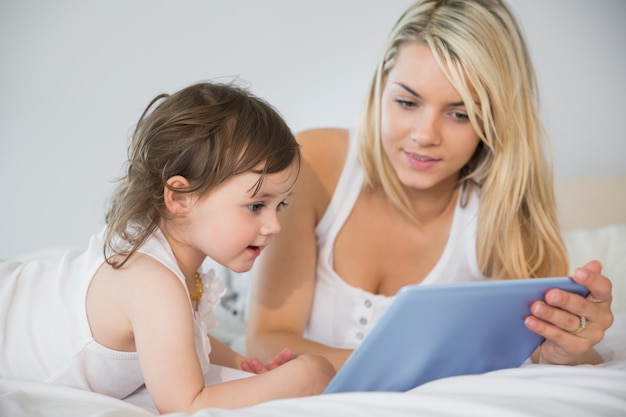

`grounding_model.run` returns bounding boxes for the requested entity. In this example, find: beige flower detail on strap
[196,268,227,330]
[192,268,227,373]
